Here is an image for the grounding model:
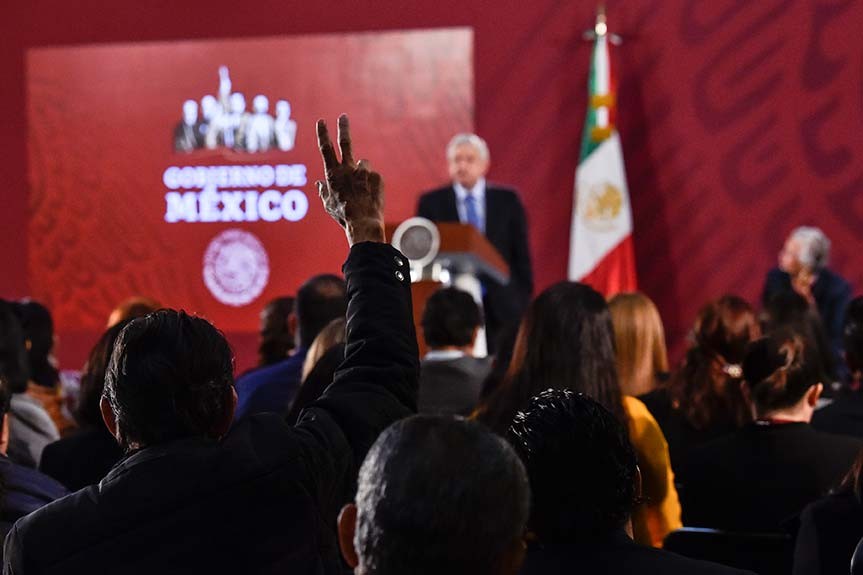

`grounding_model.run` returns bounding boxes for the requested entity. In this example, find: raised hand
[316,114,385,246]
